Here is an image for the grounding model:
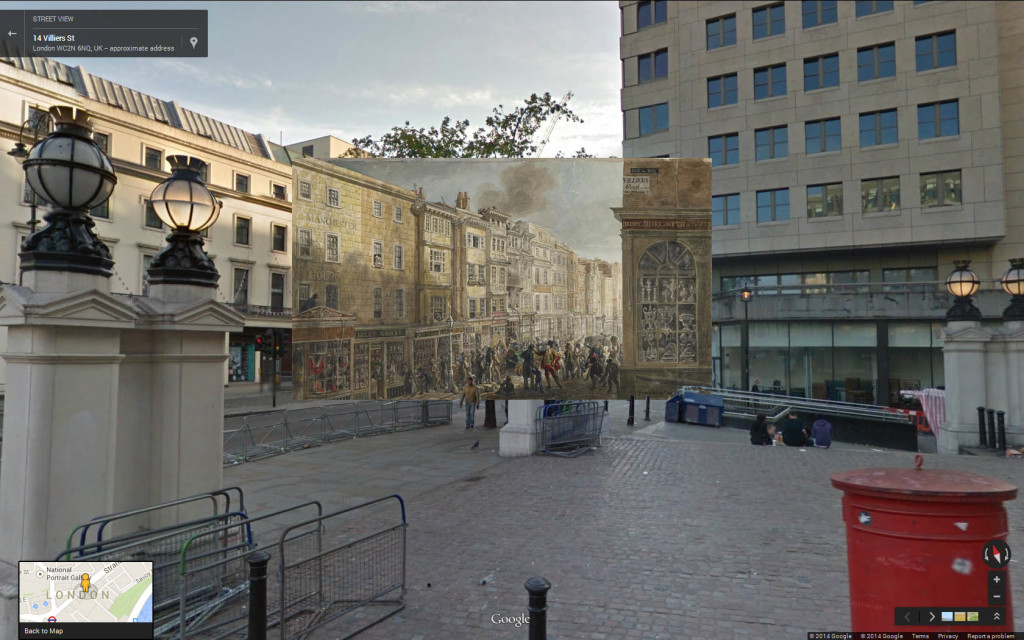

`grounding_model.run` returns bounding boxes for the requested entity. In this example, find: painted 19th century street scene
[289,158,712,402]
